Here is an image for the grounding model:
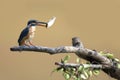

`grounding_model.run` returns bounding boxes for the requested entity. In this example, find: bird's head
[27,17,56,28]
[27,19,47,27]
